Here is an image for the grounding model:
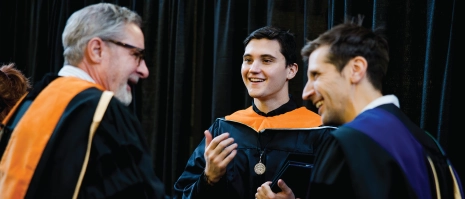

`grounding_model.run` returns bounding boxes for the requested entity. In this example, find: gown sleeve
[173,121,228,199]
